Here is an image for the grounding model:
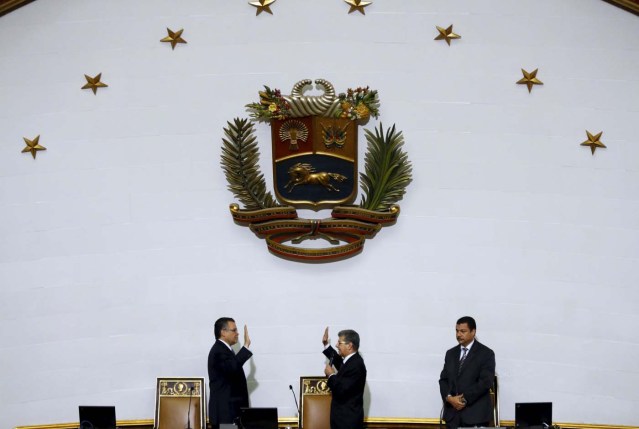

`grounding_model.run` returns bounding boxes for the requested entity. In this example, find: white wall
[1,1,638,428]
